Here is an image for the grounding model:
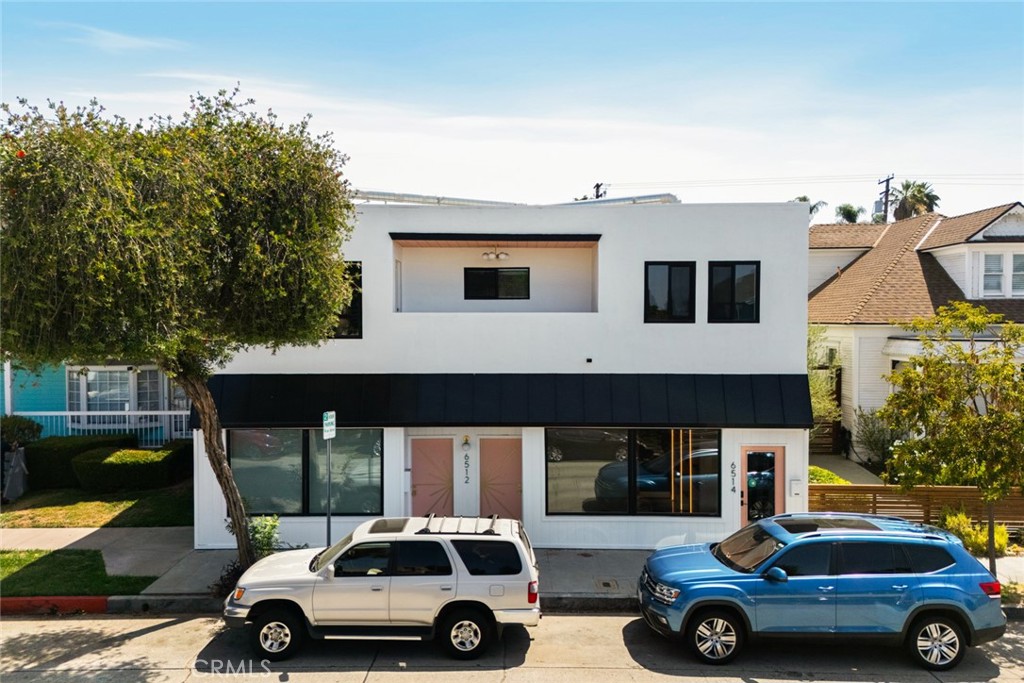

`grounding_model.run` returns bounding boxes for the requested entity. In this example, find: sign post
[322,411,336,545]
